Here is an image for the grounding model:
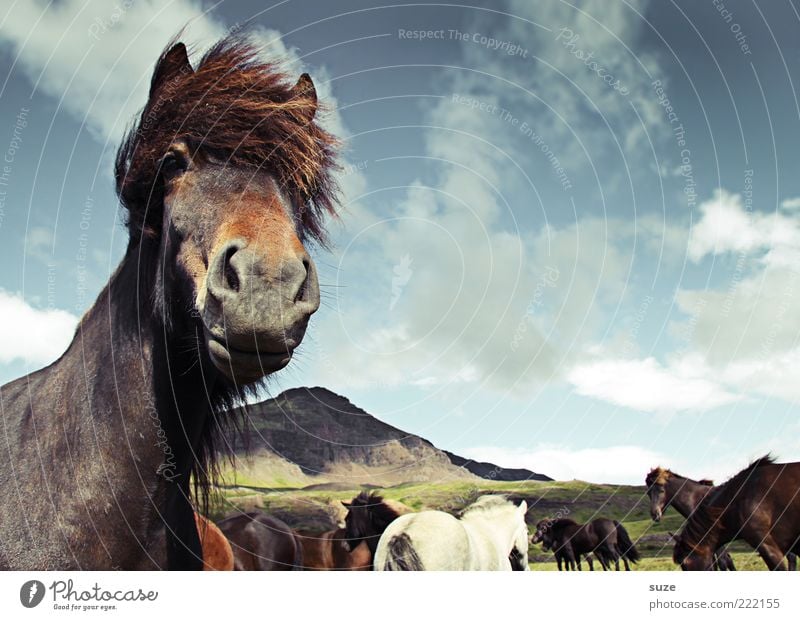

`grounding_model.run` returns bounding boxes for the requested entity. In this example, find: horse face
[161,142,320,384]
[648,483,666,522]
[342,505,366,549]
